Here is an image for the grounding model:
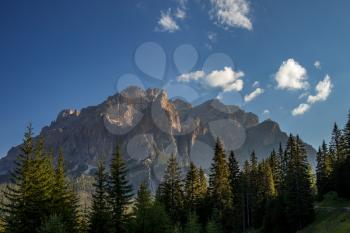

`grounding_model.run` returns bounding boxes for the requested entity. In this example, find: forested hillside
[0,112,350,233]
